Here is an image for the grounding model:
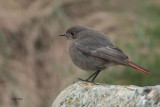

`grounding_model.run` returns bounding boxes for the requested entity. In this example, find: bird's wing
[75,30,129,65]
[75,42,129,66]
